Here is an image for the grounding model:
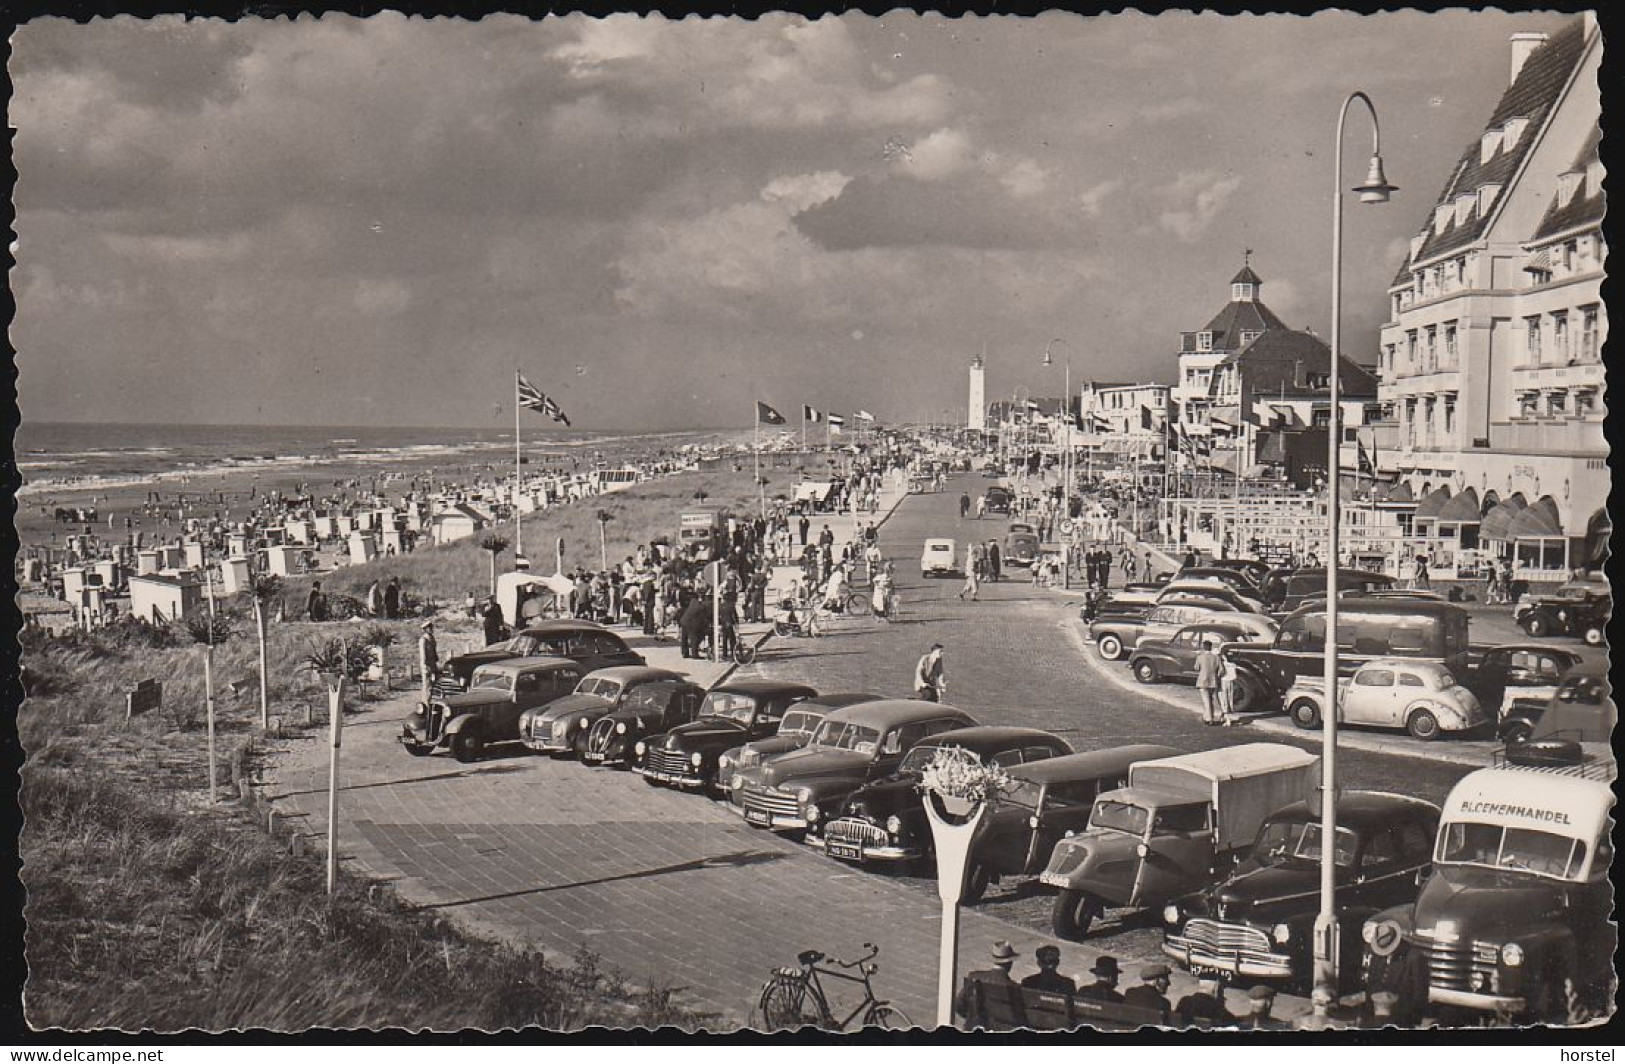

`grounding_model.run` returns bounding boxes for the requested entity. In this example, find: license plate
[1189,963,1233,982]
[1038,873,1066,888]
[827,842,863,861]
[583,753,603,763]
[745,808,772,826]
